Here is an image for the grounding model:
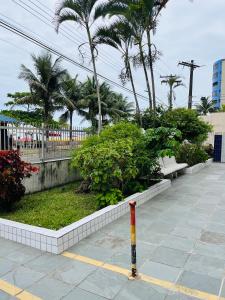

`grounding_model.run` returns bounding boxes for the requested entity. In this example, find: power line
[0,18,150,103]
